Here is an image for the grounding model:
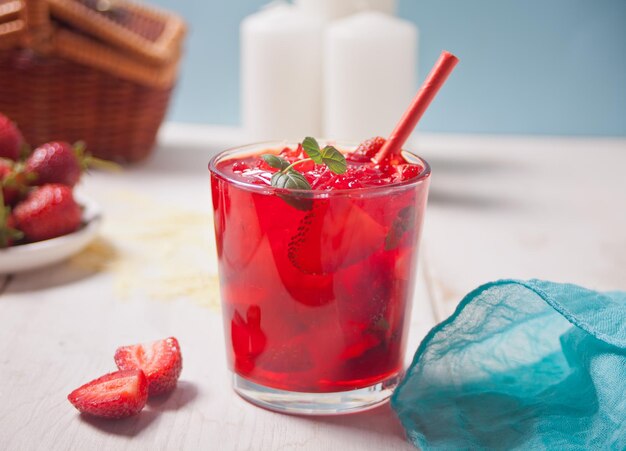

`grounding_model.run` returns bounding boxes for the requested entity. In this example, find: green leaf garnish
[267,138,347,209]
[385,205,415,250]
[302,137,322,164]
[277,193,313,211]
[320,146,347,174]
[271,170,312,190]
[262,154,290,171]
